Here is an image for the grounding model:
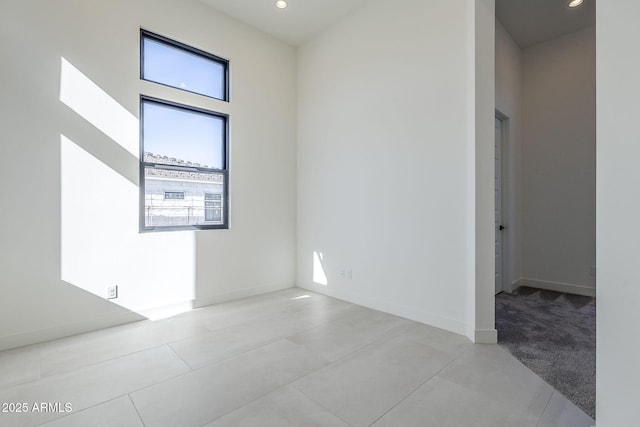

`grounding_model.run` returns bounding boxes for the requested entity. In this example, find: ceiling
[199,0,597,49]
[496,0,596,48]
[199,0,373,46]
